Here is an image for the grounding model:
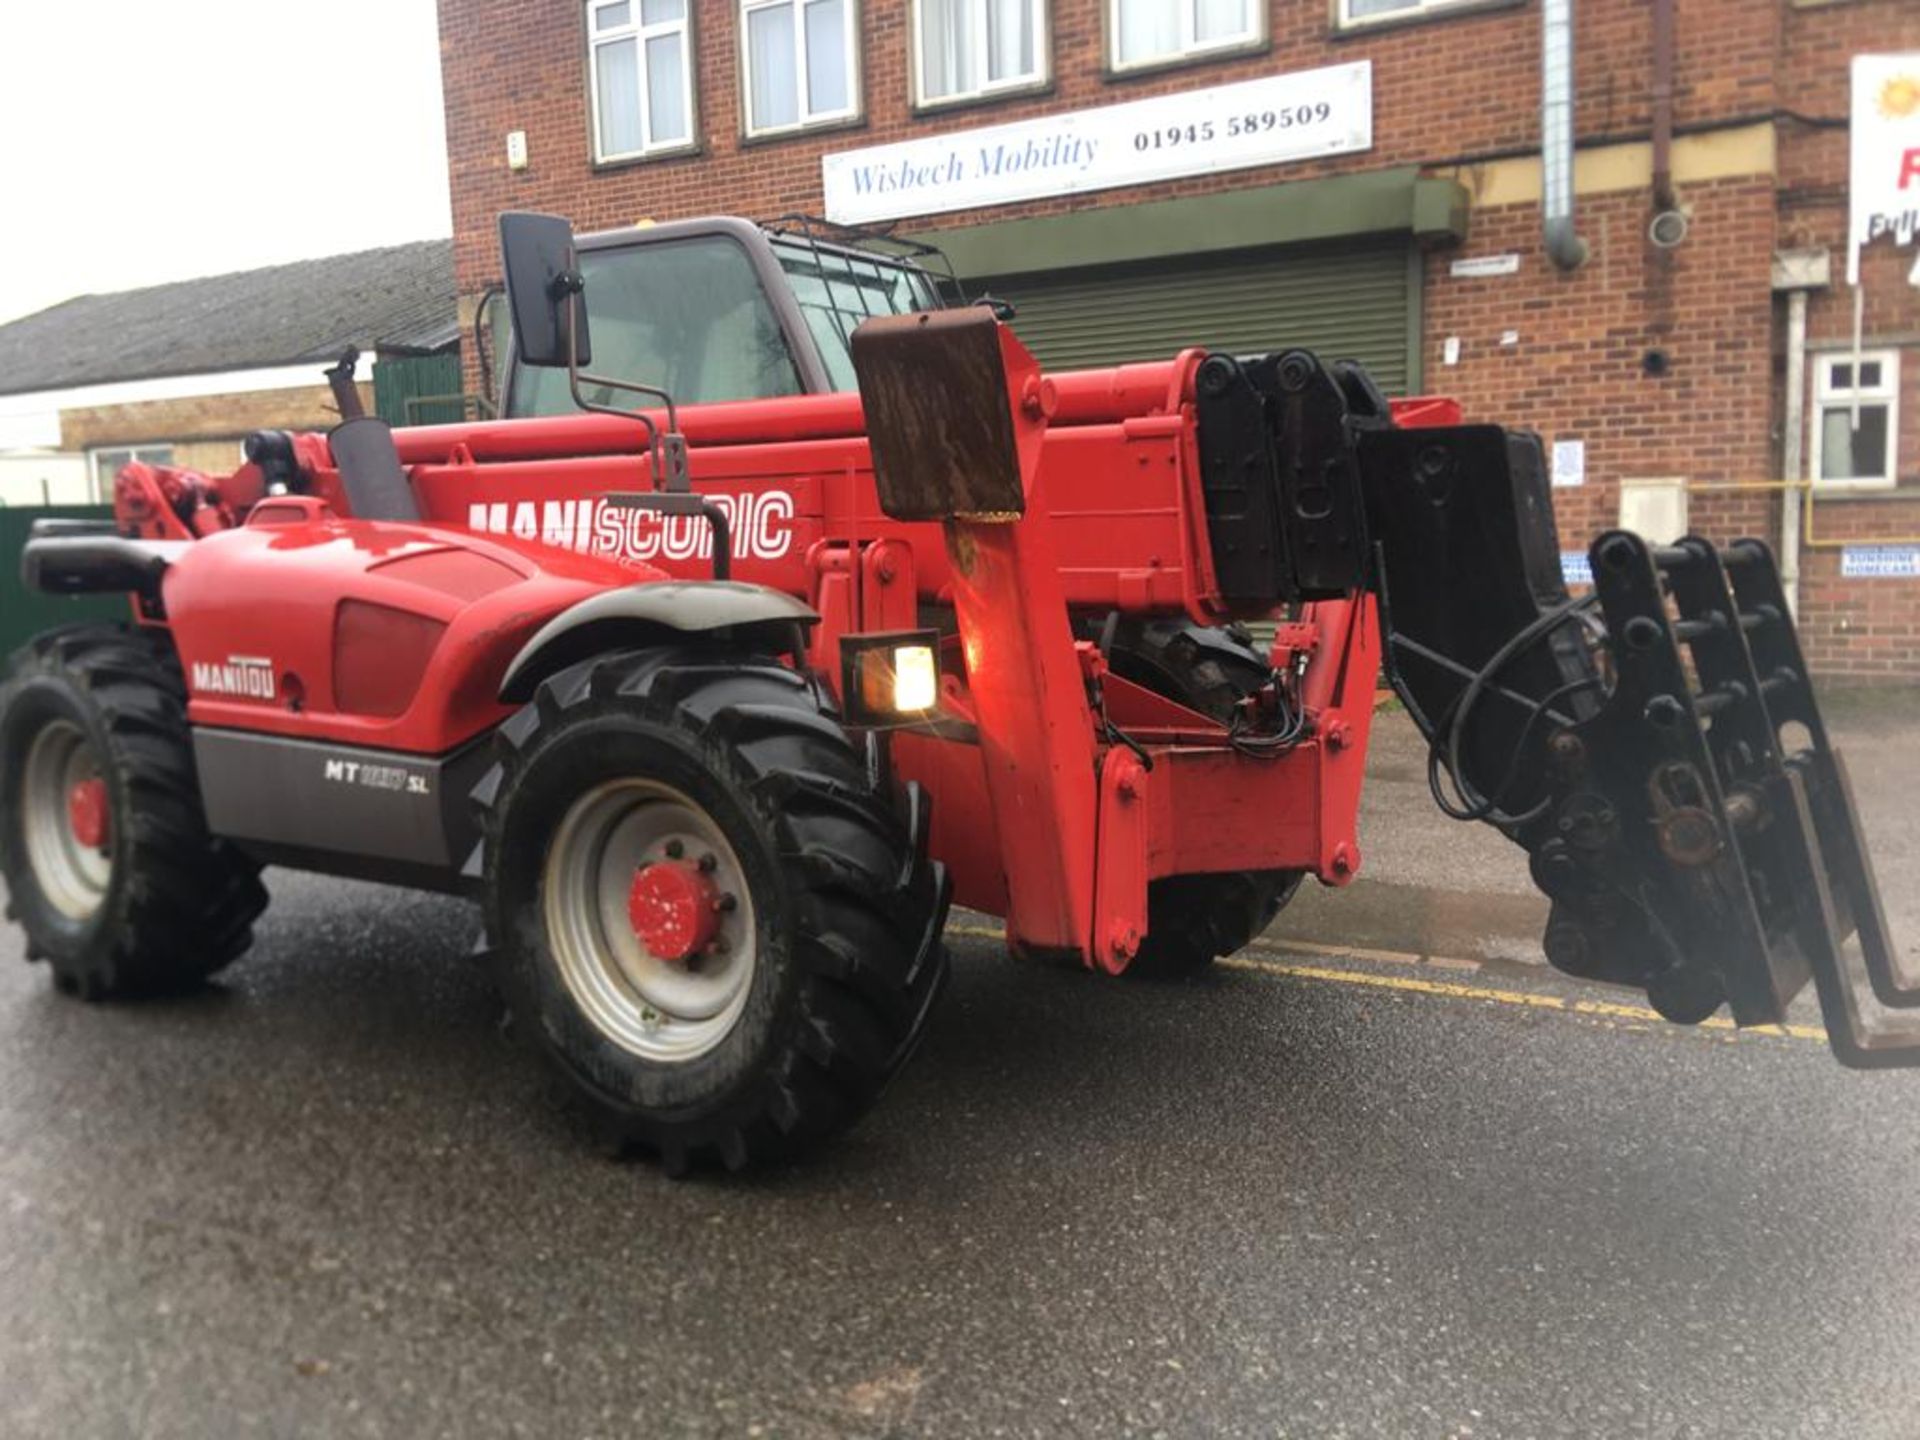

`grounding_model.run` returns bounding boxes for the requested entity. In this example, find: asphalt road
[4,706,1920,1439]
